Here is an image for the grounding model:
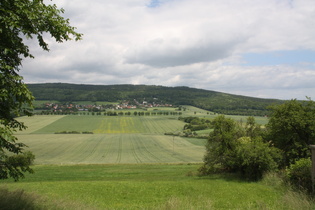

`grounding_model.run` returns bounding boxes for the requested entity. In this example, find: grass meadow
[1,164,295,210]
[0,107,302,209]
